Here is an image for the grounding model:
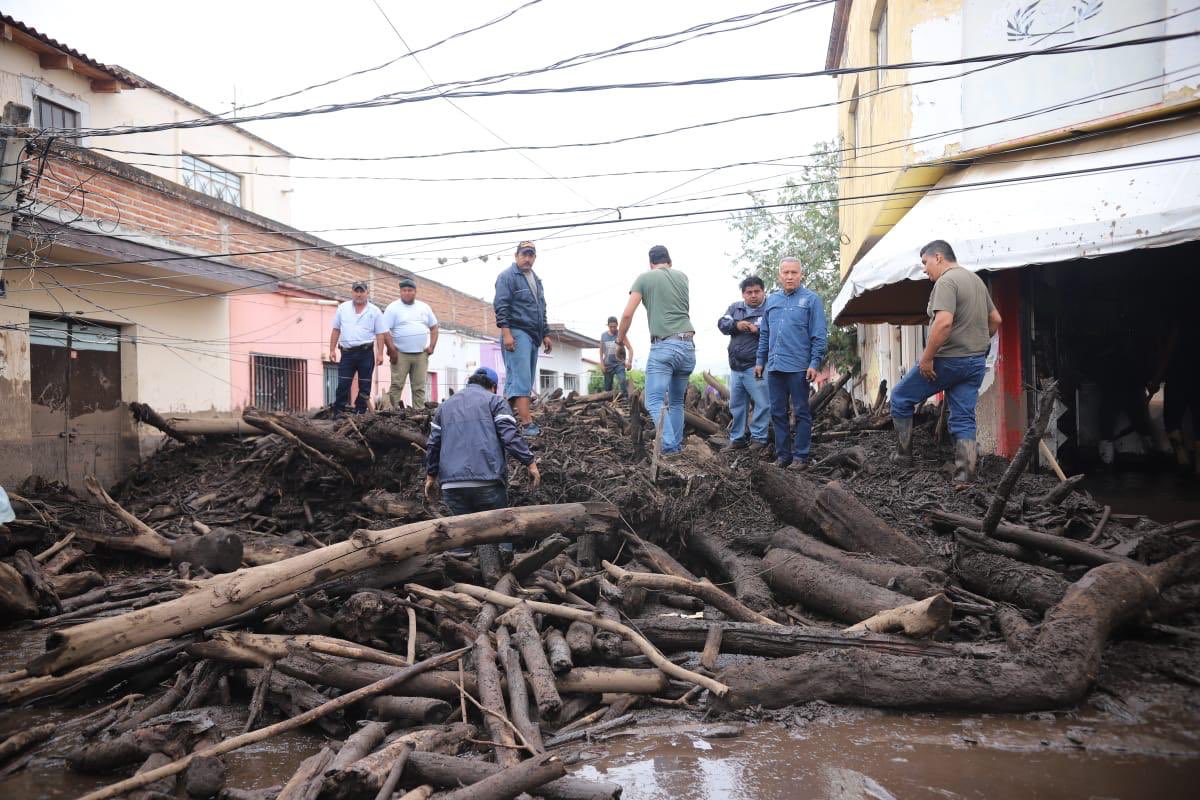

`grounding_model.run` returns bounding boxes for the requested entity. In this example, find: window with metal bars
[182,153,242,206]
[35,96,80,143]
[563,373,579,393]
[251,354,307,412]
